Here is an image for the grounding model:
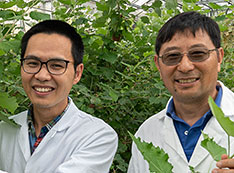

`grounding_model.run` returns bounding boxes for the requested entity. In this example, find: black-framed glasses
[20,56,71,75]
[159,48,218,66]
